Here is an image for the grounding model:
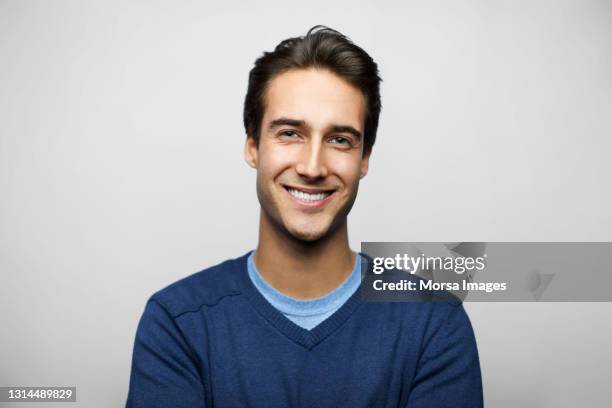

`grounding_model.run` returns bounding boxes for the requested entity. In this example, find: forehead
[262,68,366,131]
